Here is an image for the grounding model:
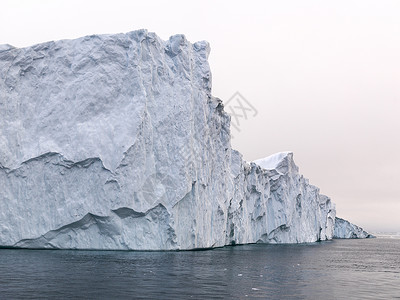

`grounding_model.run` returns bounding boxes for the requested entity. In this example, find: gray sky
[1,0,399,233]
